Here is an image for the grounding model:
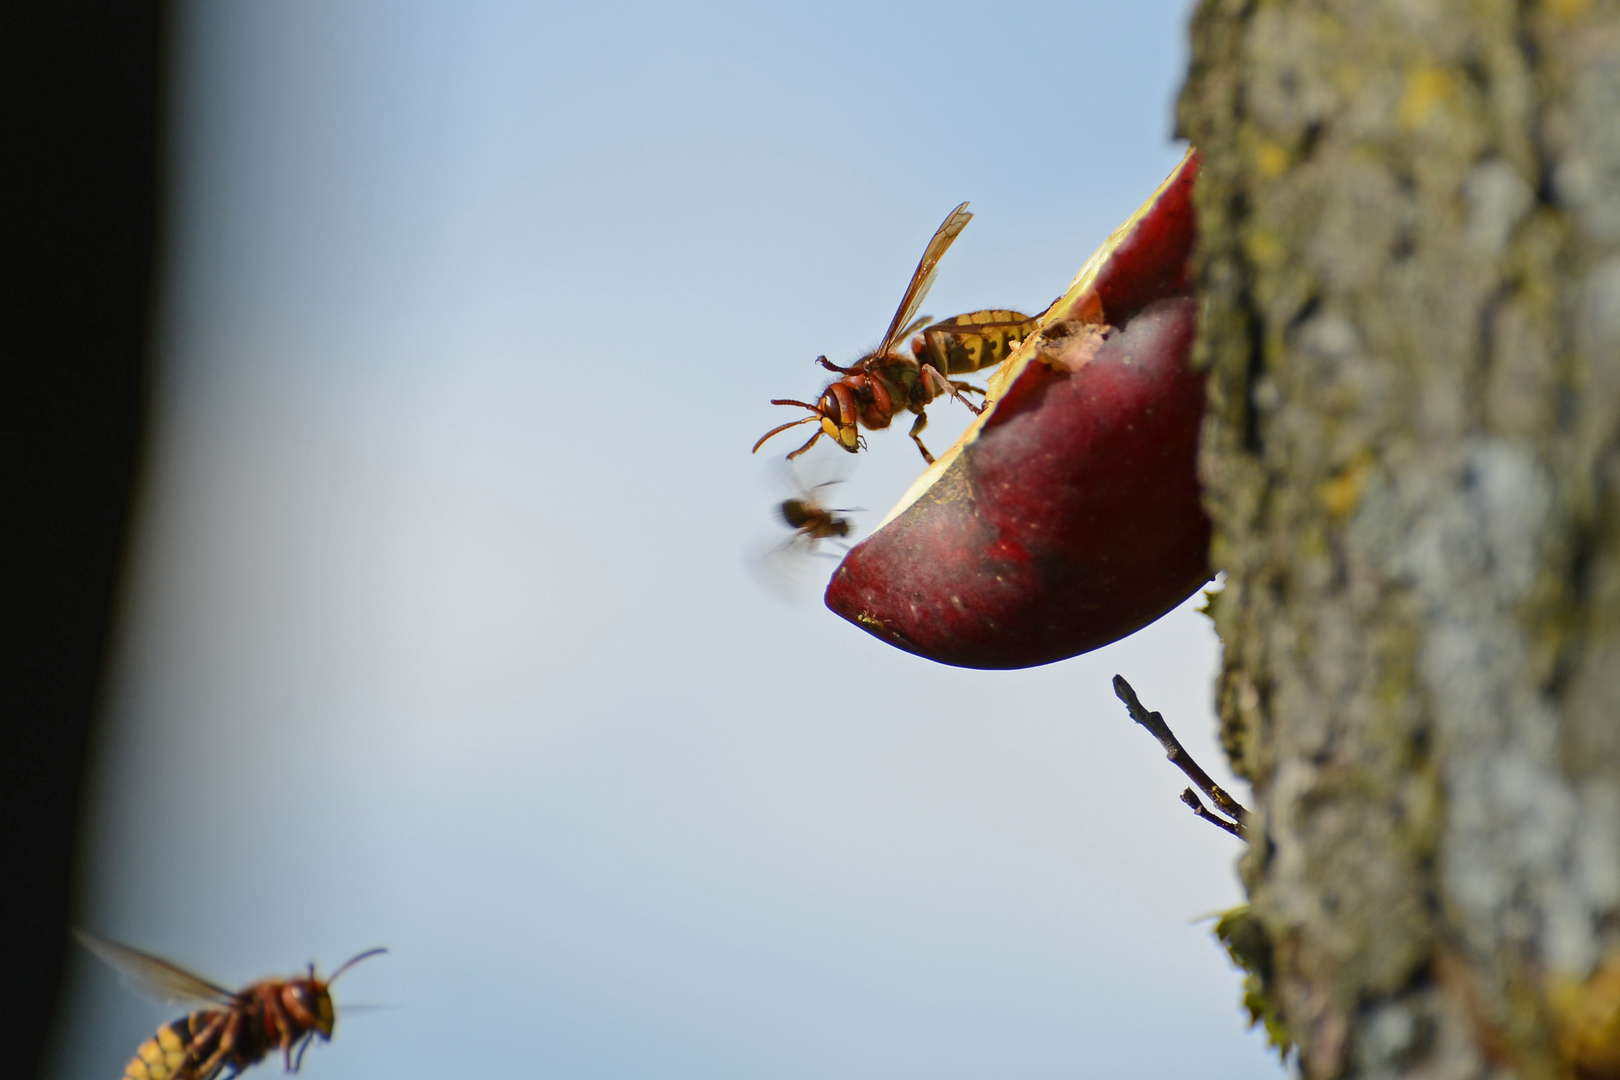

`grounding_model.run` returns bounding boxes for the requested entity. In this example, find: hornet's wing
[877,202,972,357]
[75,930,237,1006]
